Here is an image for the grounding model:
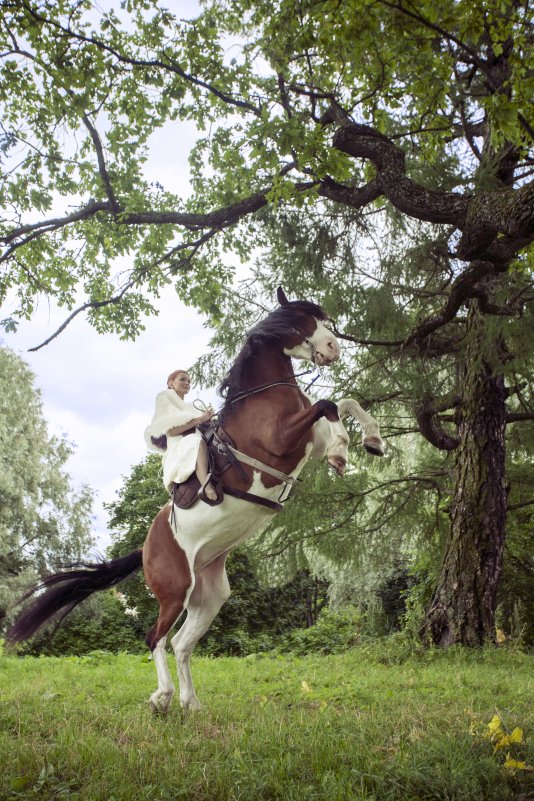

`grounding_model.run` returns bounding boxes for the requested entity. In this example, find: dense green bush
[279,606,363,655]
[13,554,328,657]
